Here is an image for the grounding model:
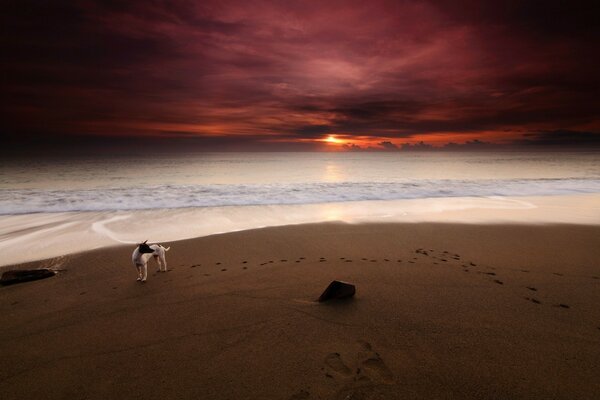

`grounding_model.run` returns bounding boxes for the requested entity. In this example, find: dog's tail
[161,245,171,251]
